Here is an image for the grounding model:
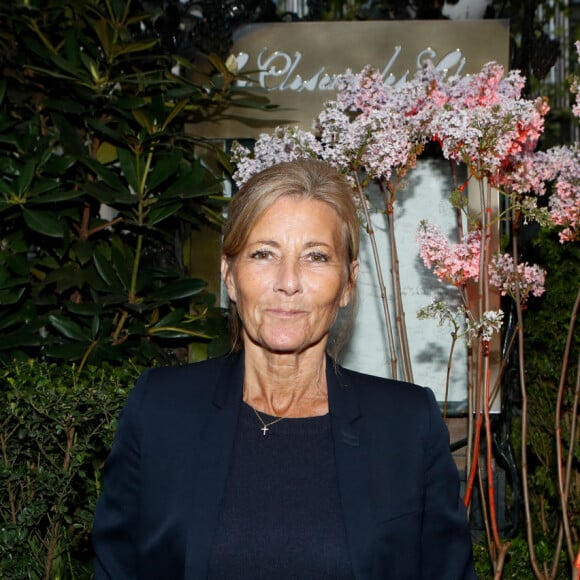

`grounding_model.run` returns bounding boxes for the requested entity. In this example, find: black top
[208,401,355,579]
